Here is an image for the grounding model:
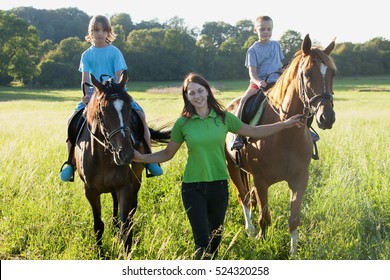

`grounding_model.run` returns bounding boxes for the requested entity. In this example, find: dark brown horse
[225,34,336,255]
[74,71,169,254]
